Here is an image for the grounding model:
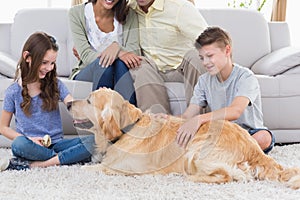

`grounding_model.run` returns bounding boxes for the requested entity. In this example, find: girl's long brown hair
[15,32,60,116]
[88,0,129,24]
